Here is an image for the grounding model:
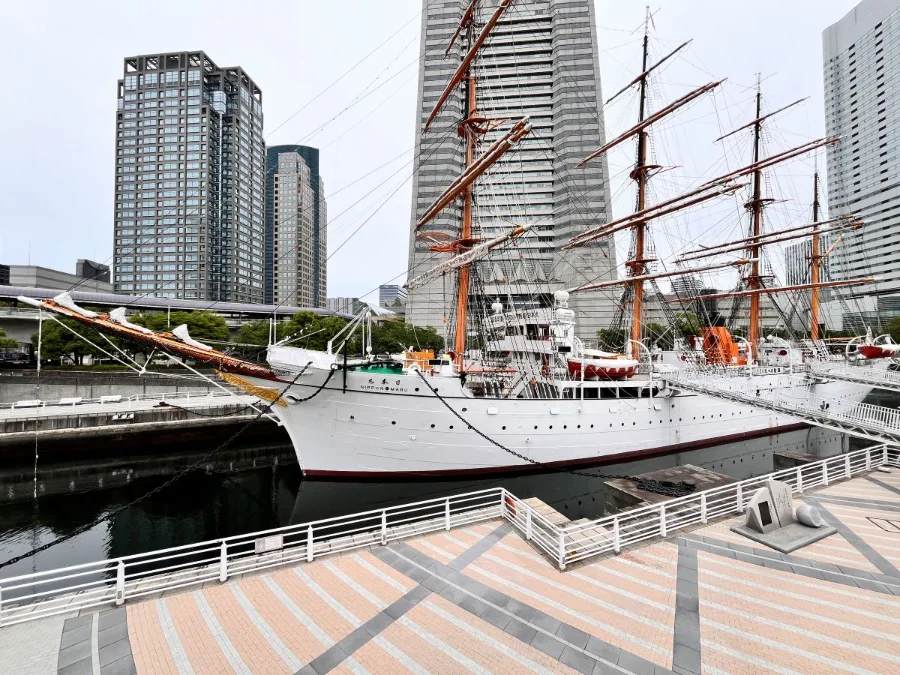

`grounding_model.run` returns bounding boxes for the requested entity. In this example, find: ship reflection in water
[0,406,867,582]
